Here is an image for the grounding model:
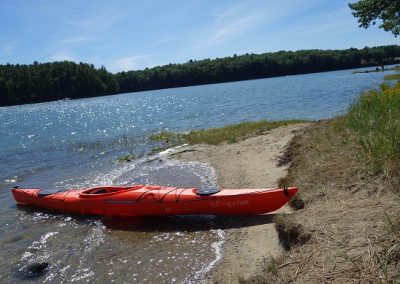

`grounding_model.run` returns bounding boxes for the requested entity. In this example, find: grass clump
[150,120,306,148]
[117,153,135,163]
[149,131,184,144]
[149,130,185,152]
[274,214,311,251]
[384,74,400,81]
[184,120,305,145]
[344,81,400,175]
